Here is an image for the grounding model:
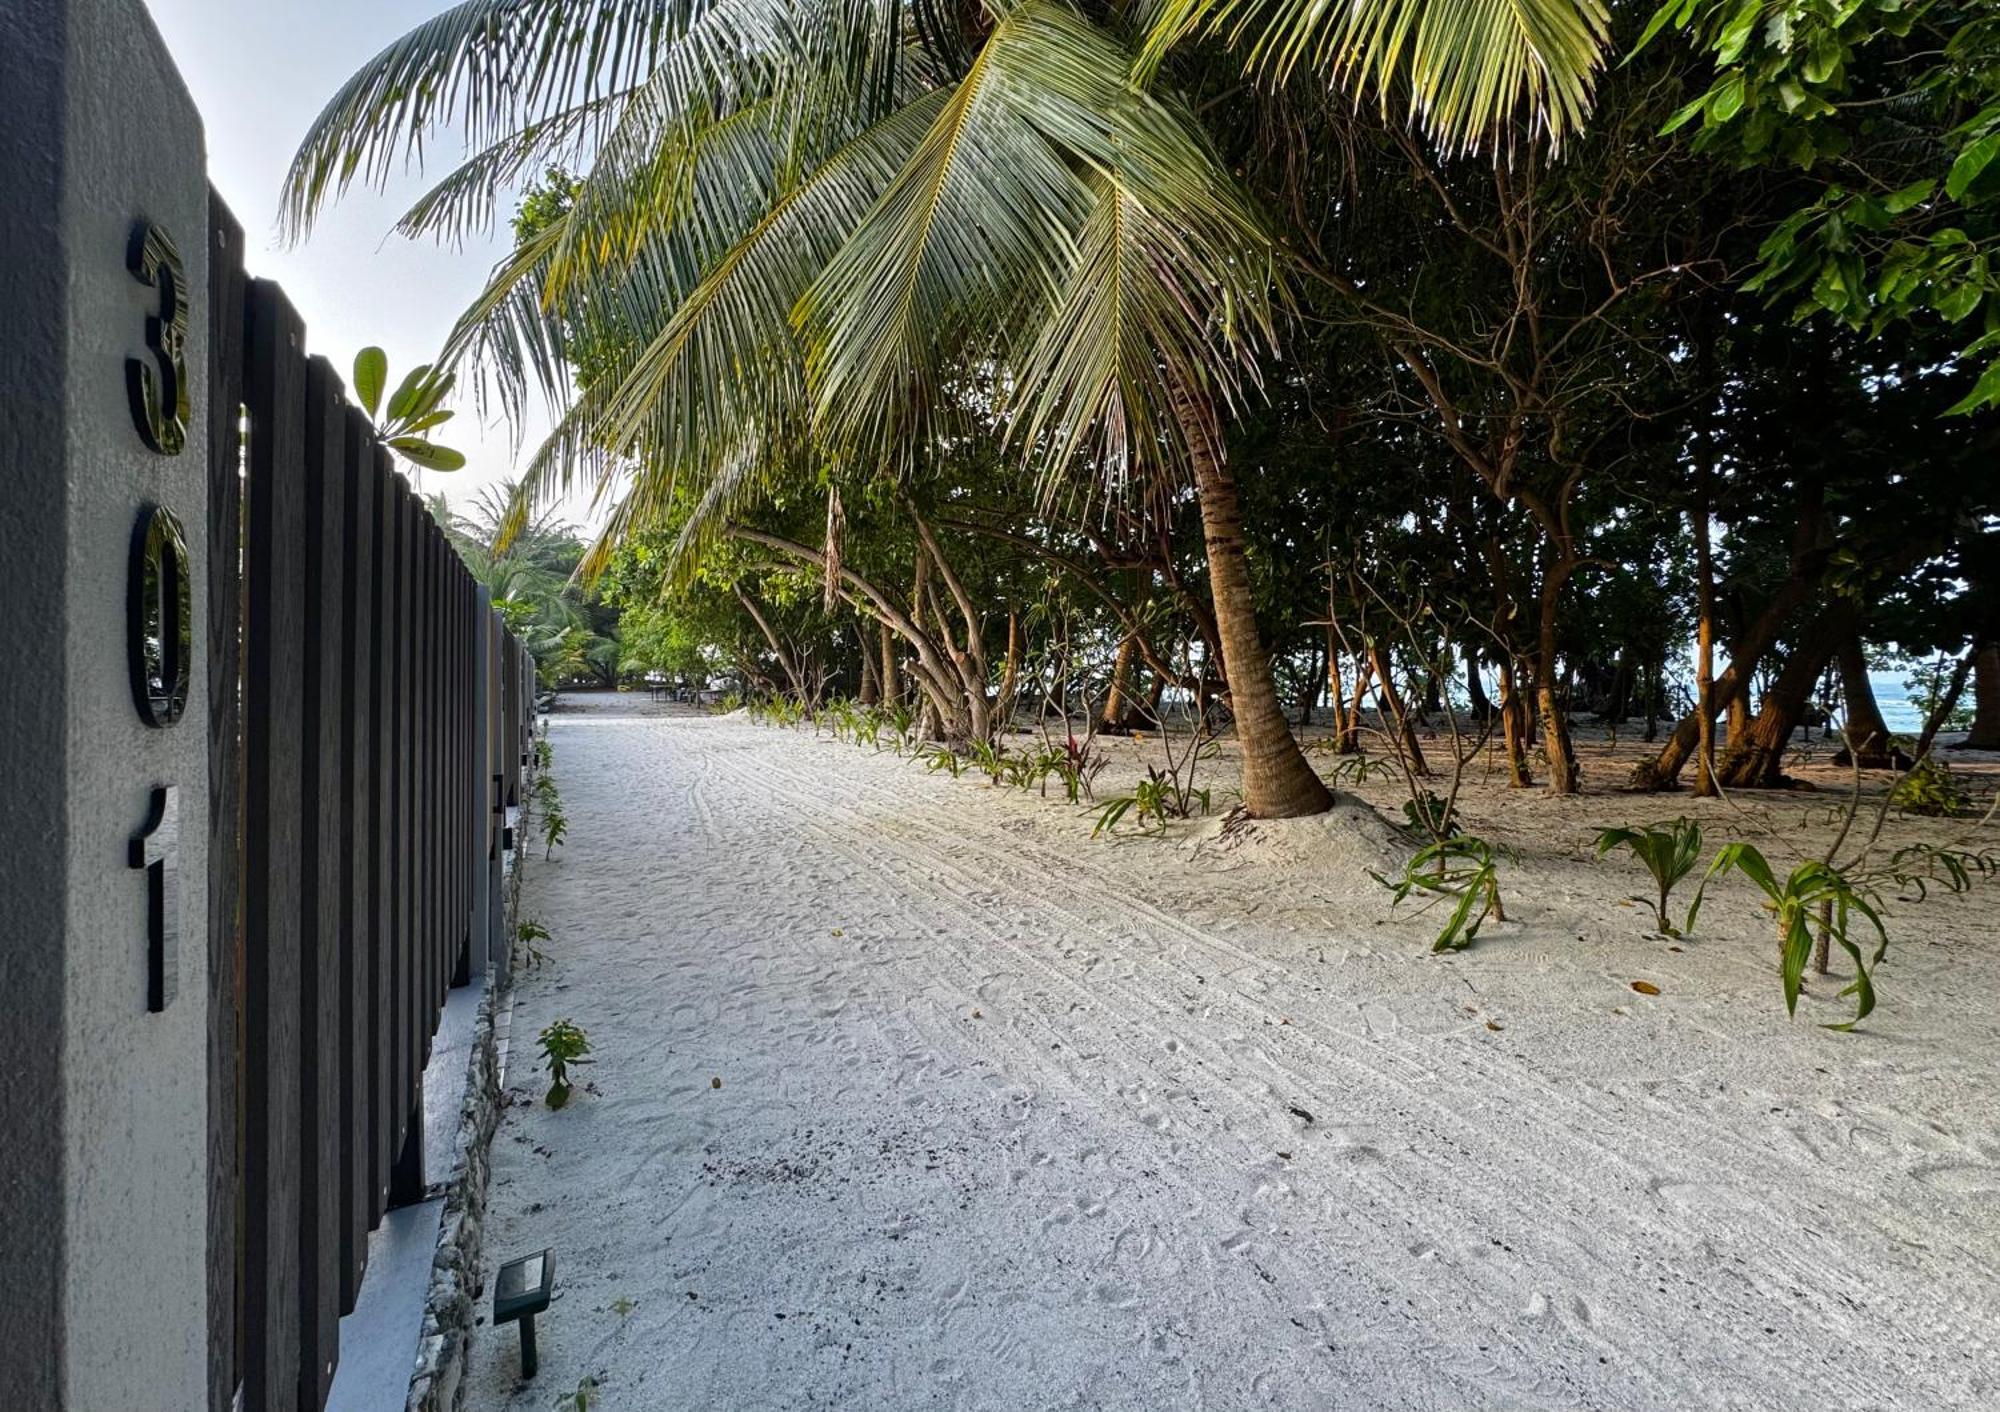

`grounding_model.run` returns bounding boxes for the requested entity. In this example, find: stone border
[407,763,536,1410]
